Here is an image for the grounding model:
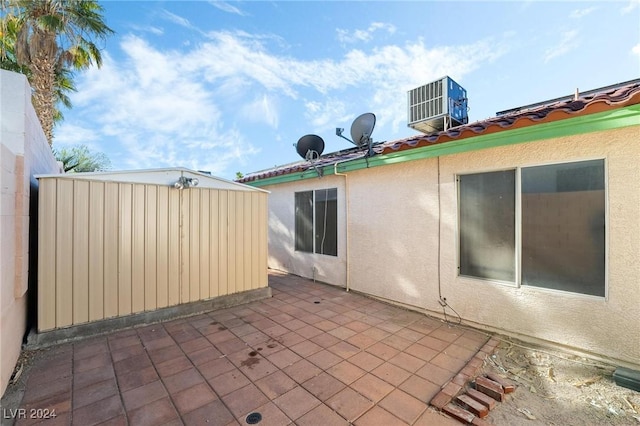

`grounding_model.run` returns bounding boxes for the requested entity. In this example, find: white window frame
[456,158,608,300]
[294,188,338,257]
